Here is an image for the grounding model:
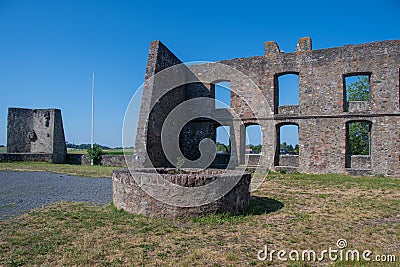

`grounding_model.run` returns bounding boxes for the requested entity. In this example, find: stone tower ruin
[6,108,67,163]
